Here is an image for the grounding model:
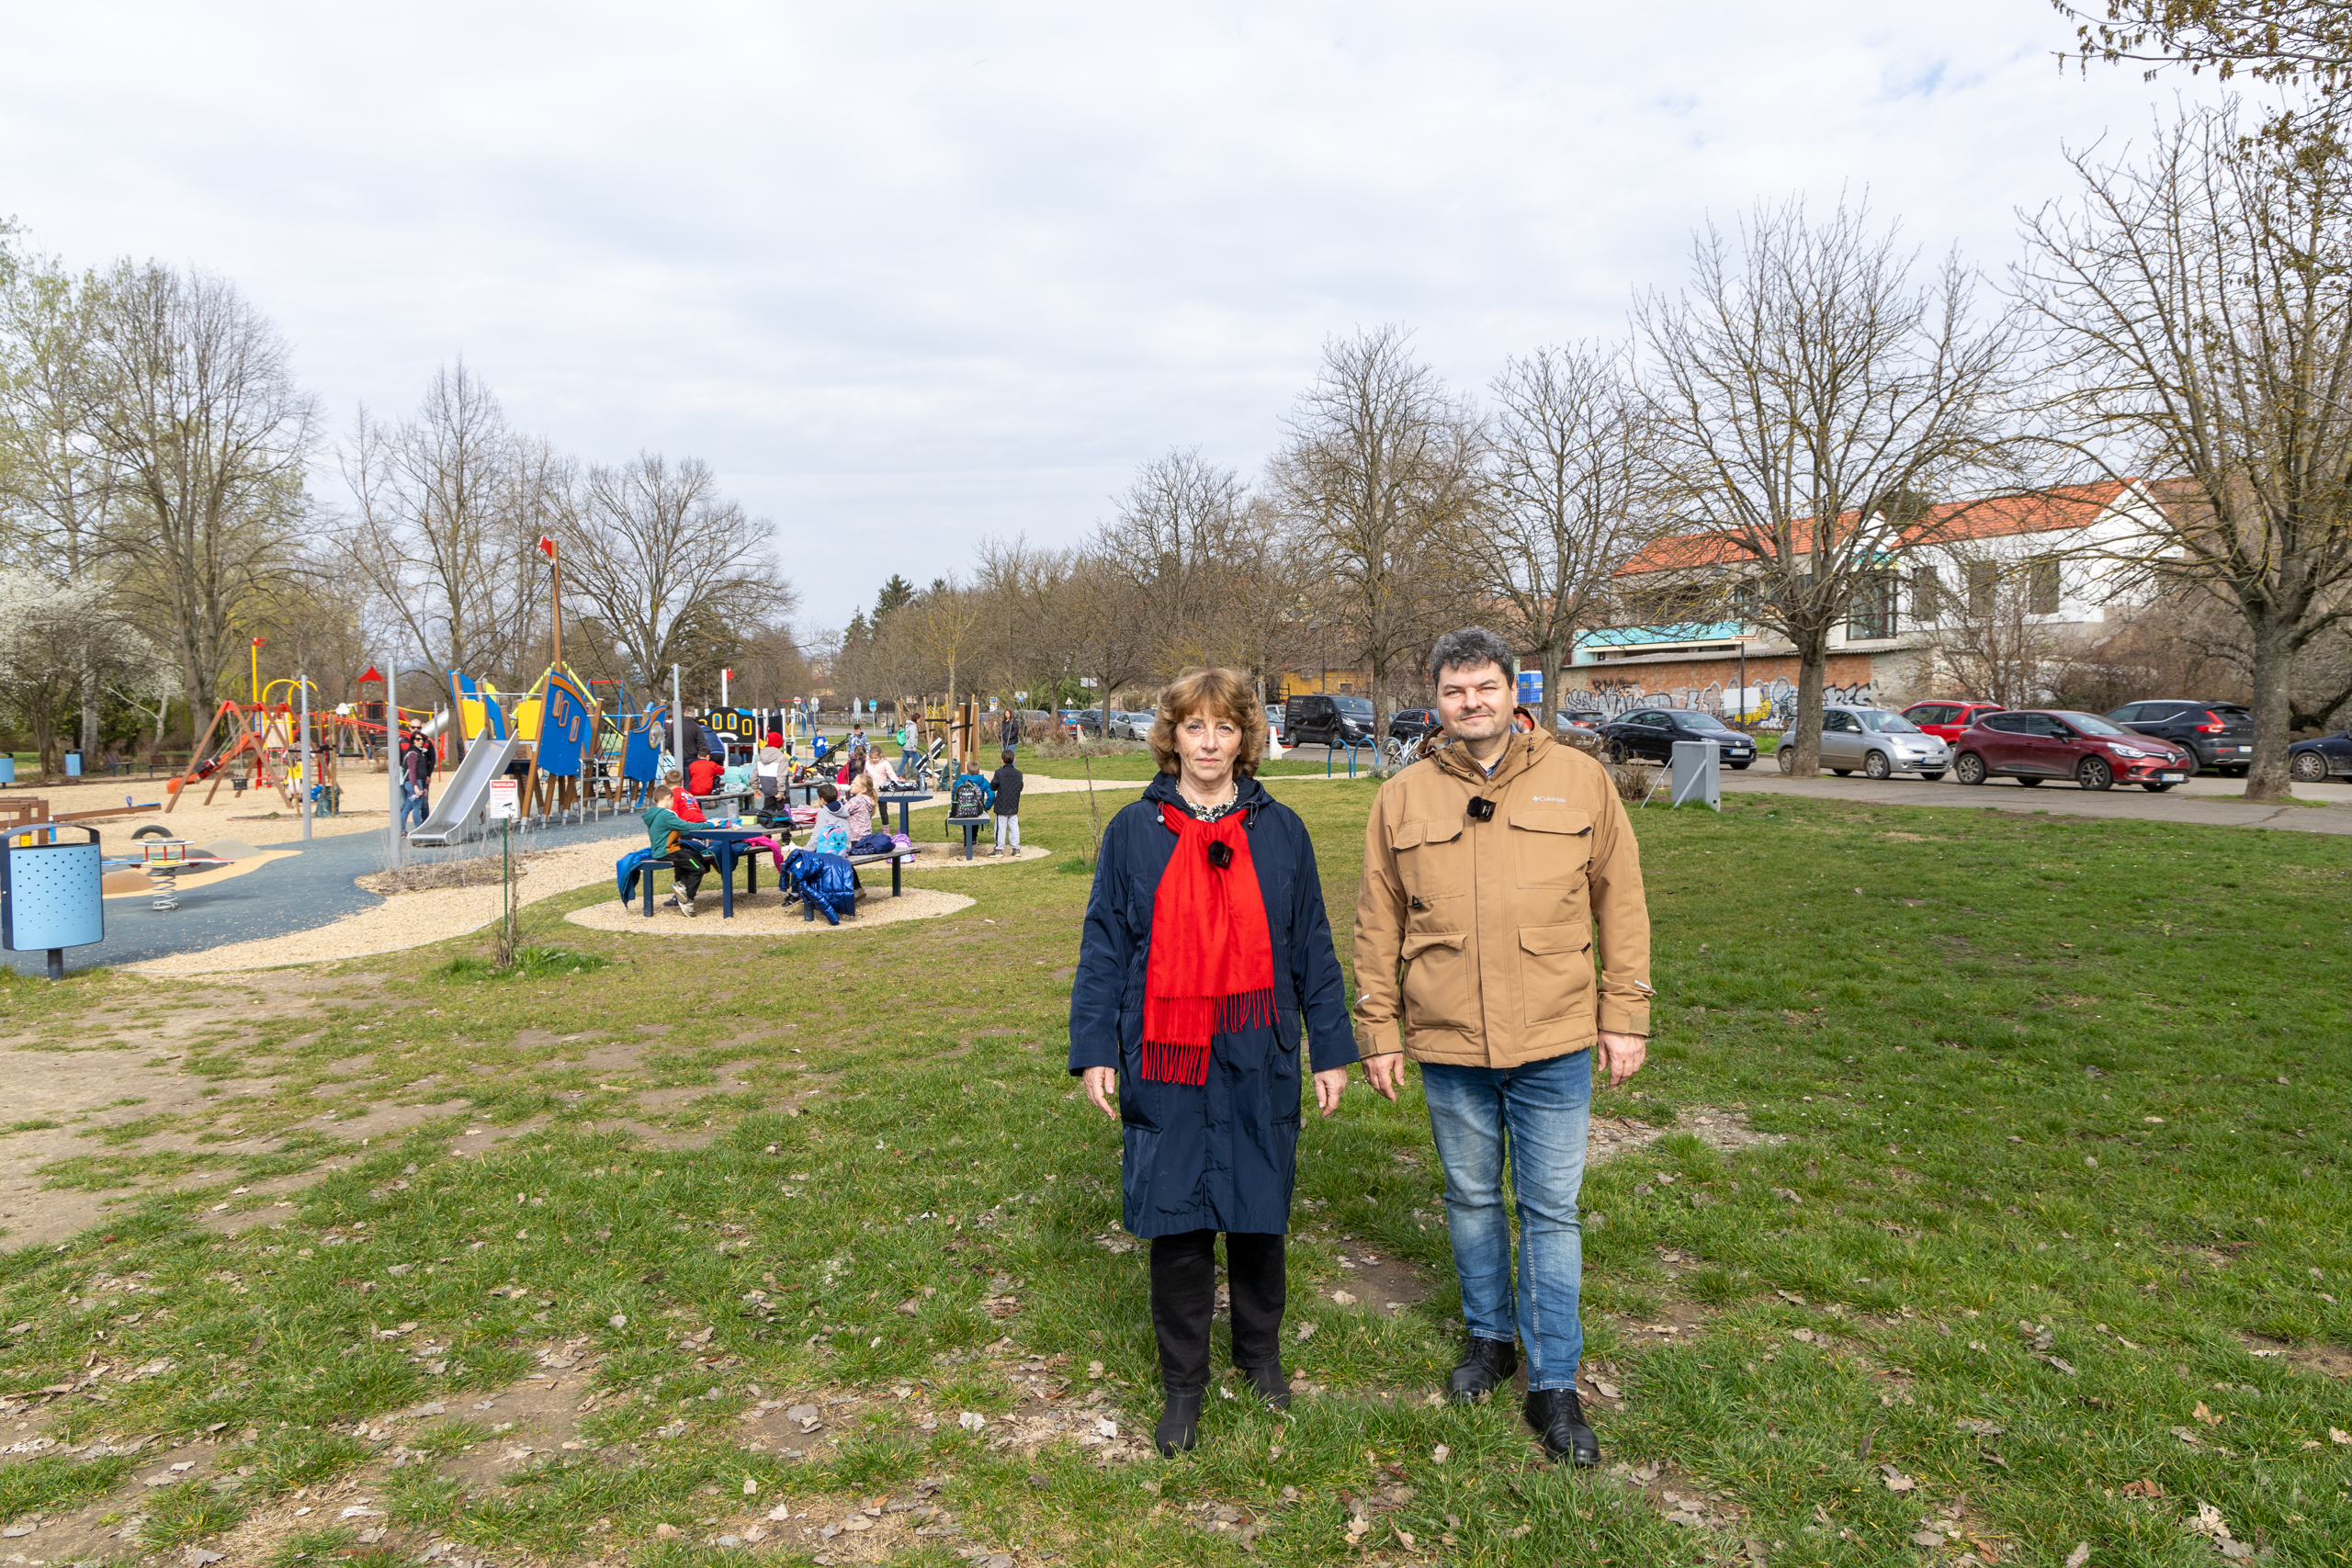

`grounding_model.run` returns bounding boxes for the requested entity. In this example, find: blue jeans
[401,786,429,831]
[1420,1047,1592,1390]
